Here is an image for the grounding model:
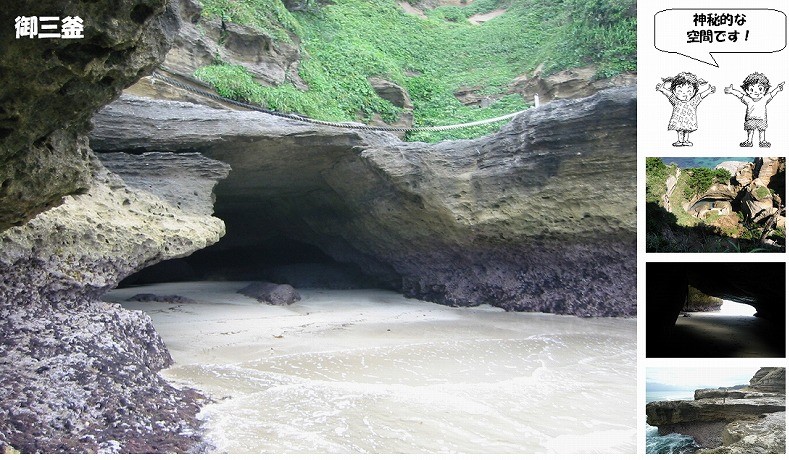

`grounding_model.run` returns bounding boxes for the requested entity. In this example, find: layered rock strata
[646,367,786,454]
[91,86,637,316]
[0,153,230,452]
